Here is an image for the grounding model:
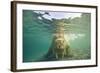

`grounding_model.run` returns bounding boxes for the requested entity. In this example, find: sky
[34,11,82,20]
